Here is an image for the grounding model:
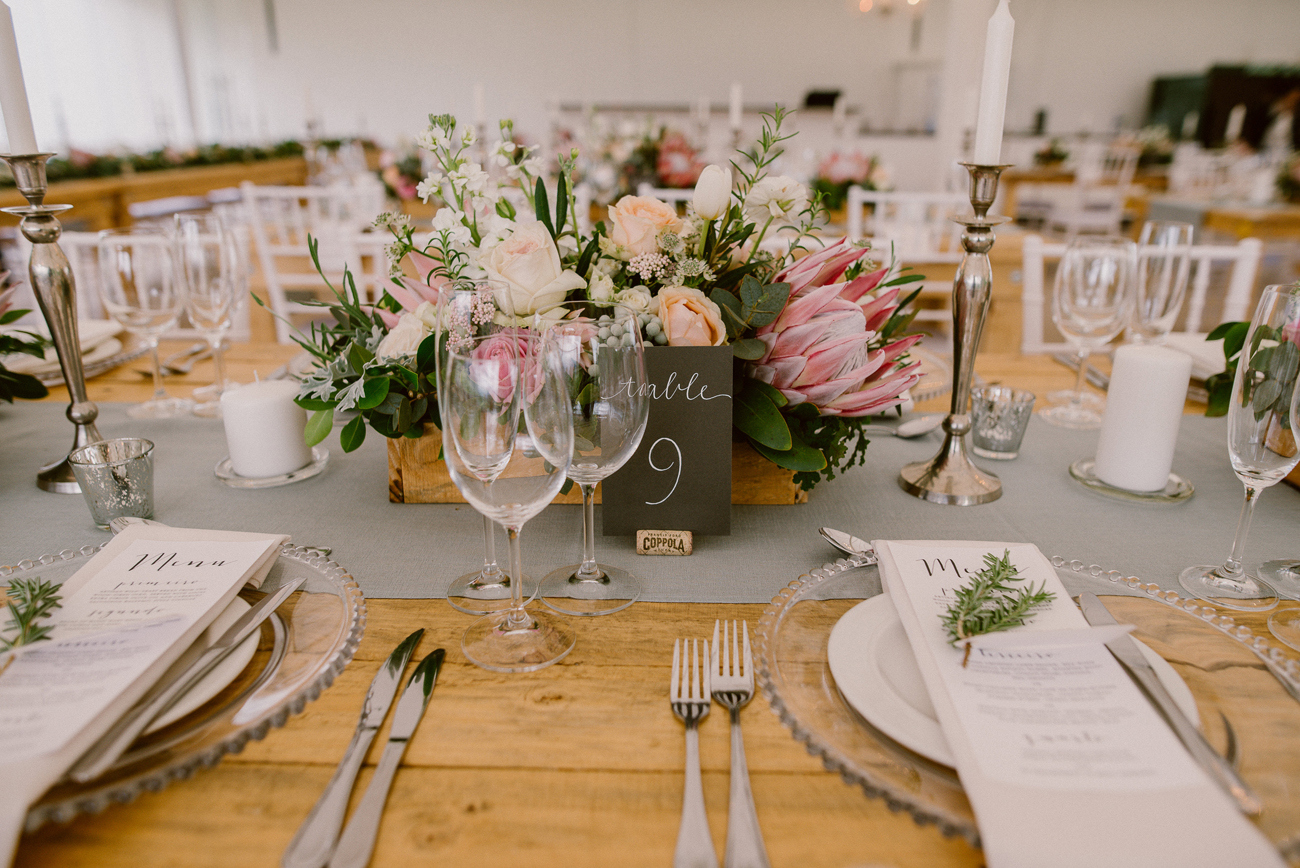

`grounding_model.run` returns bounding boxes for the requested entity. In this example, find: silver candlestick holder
[2,152,103,493]
[898,162,1012,505]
